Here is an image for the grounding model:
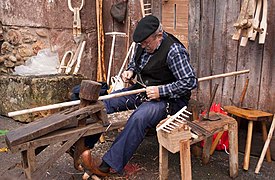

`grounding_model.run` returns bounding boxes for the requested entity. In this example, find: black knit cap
[133,15,160,43]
